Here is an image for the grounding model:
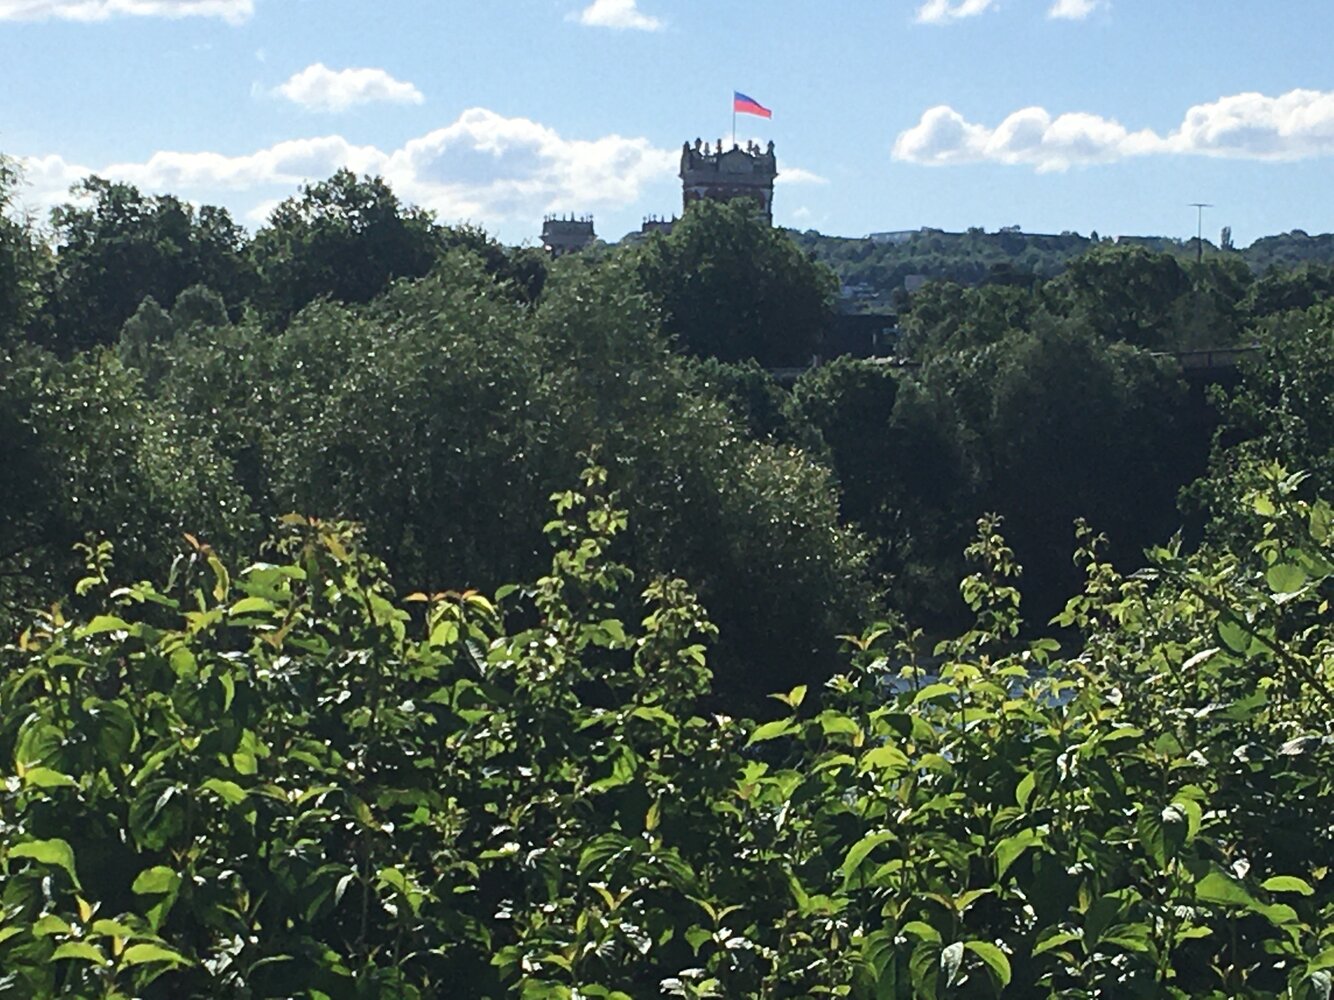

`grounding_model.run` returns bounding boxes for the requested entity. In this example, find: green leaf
[1266,563,1307,595]
[901,920,941,944]
[229,596,277,617]
[120,942,191,967]
[76,614,132,637]
[23,766,76,789]
[1218,619,1253,655]
[1196,870,1260,910]
[860,744,909,772]
[1015,771,1037,809]
[913,682,958,705]
[52,942,107,965]
[200,778,248,806]
[10,838,81,888]
[132,866,181,895]
[841,832,895,883]
[1262,875,1315,896]
[1308,946,1334,972]
[995,828,1042,879]
[964,941,1012,988]
[1032,930,1081,957]
[746,718,799,745]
